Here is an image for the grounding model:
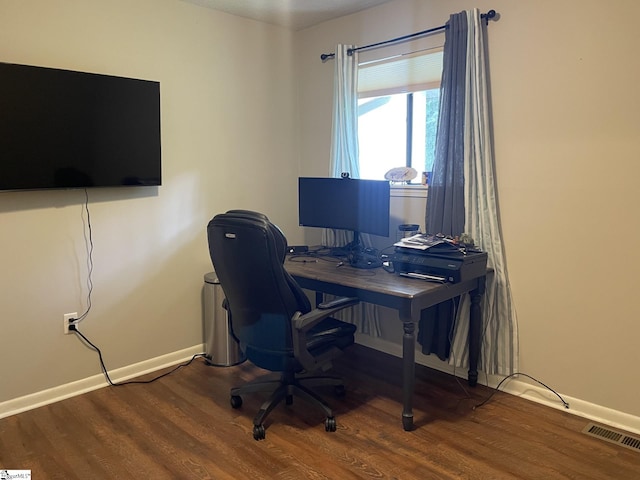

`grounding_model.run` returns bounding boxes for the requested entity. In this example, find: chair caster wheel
[253,424,266,440]
[325,416,337,432]
[230,395,243,409]
[334,385,346,397]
